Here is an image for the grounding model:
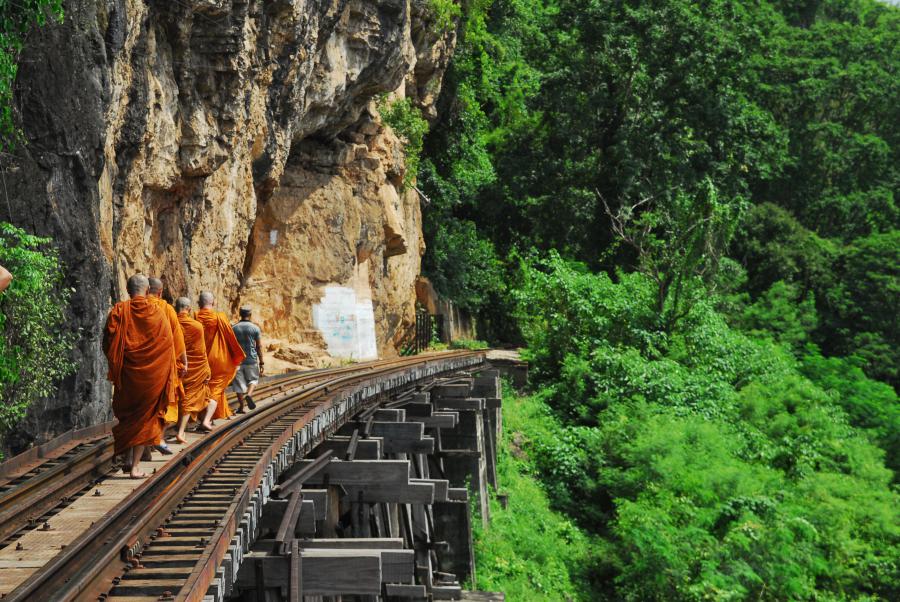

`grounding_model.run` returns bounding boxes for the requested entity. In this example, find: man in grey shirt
[231,306,264,413]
